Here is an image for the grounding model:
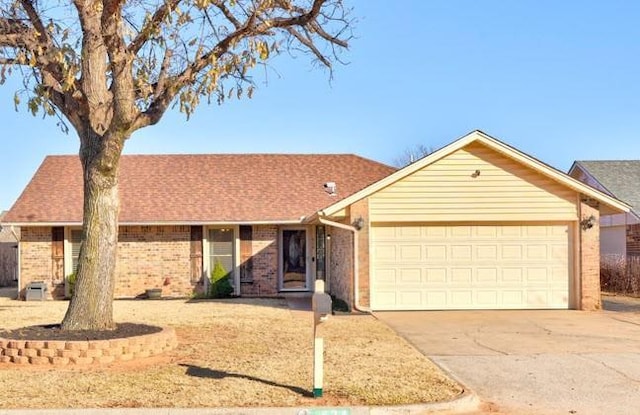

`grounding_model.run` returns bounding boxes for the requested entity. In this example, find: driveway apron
[376,301,640,415]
